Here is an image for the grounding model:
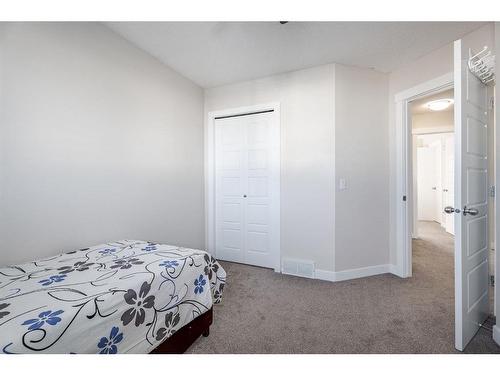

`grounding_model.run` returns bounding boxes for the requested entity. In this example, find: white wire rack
[468,46,495,85]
